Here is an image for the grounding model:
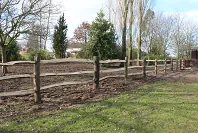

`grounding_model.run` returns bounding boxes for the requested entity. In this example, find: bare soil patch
[0,62,196,121]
